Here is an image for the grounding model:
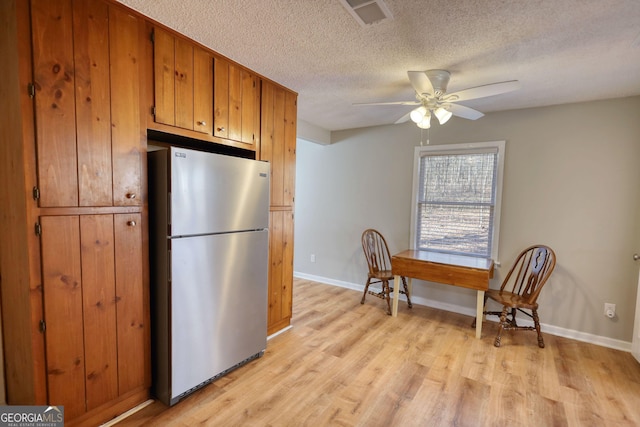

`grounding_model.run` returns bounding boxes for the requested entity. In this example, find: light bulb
[417,113,431,129]
[434,107,453,124]
[410,106,427,123]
